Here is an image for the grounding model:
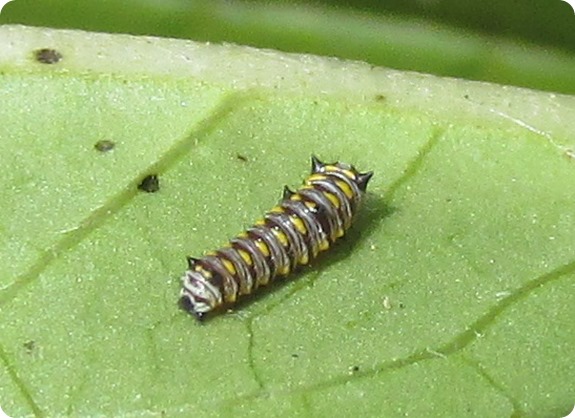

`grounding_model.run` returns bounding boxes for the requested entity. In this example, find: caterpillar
[180,156,373,320]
